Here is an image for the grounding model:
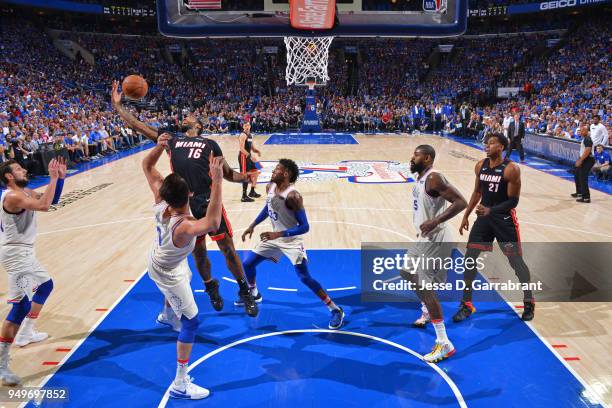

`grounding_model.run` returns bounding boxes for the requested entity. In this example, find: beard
[15,178,28,188]
[410,162,424,174]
